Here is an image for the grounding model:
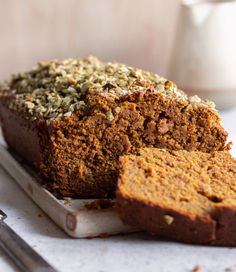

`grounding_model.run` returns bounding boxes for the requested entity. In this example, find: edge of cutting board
[0,144,137,238]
